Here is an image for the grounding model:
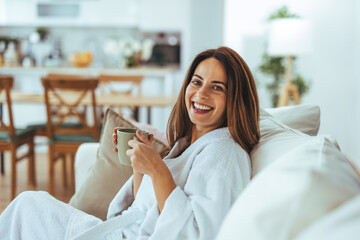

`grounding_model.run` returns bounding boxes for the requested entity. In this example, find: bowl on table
[69,51,93,67]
